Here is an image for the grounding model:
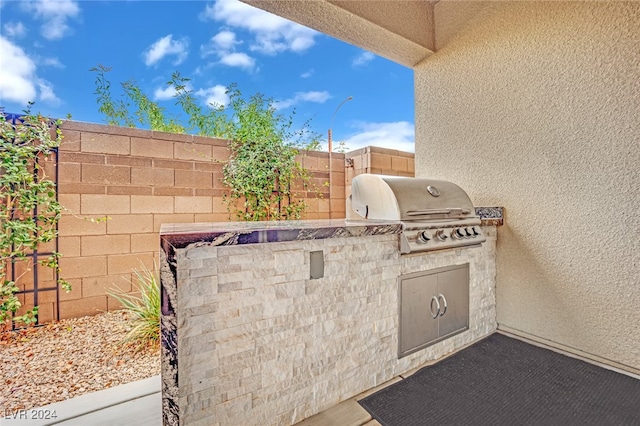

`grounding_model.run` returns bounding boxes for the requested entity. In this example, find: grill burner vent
[347,175,486,253]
